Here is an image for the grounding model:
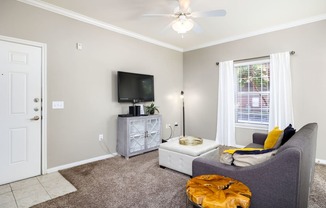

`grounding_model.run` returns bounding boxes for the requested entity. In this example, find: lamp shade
[172,16,194,34]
